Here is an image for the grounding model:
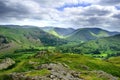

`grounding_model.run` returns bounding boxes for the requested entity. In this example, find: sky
[0,0,120,31]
